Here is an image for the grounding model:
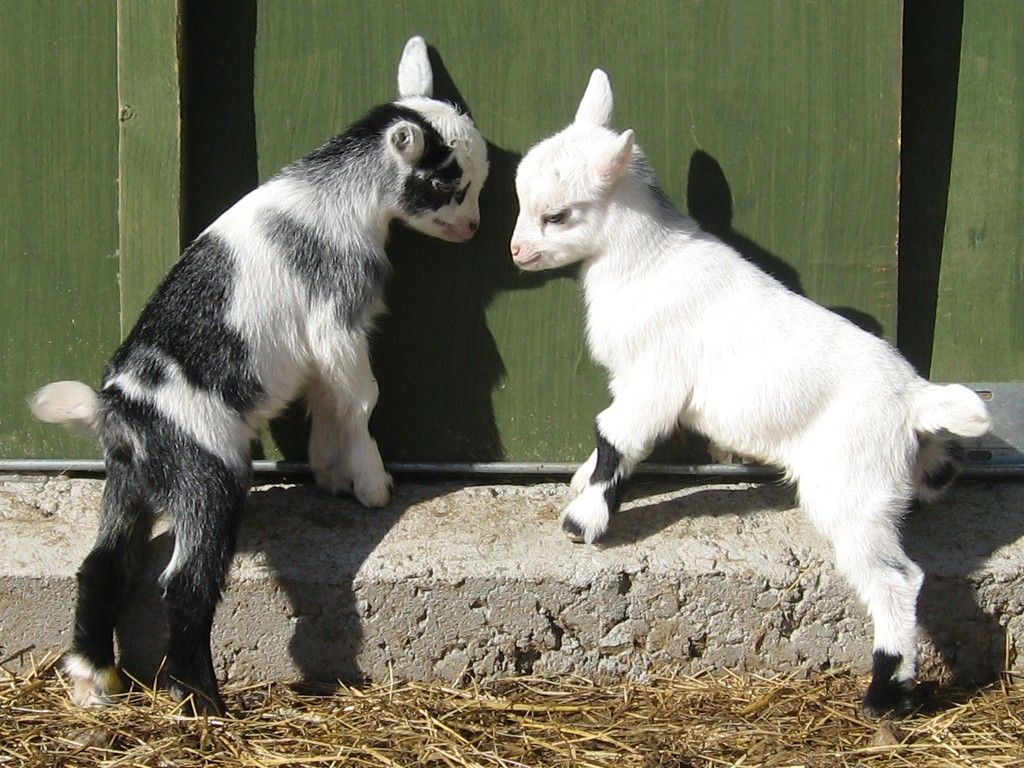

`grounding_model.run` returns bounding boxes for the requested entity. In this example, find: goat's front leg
[308,337,392,508]
[562,386,683,544]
